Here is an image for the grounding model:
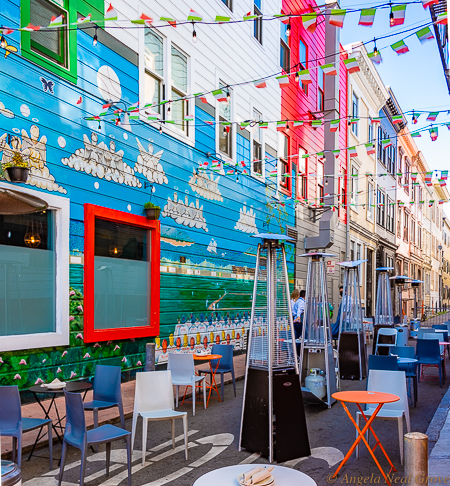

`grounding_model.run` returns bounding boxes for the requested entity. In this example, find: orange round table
[193,354,222,406]
[331,391,400,486]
